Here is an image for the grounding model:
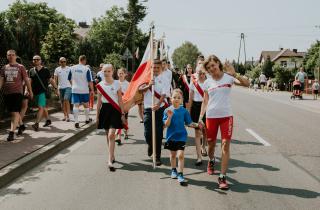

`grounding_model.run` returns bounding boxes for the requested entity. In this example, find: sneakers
[75,123,80,128]
[171,169,178,179]
[43,119,52,127]
[115,139,122,146]
[7,131,14,142]
[32,123,39,131]
[17,124,26,135]
[177,173,185,183]
[207,160,215,175]
[85,118,92,124]
[218,176,229,190]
